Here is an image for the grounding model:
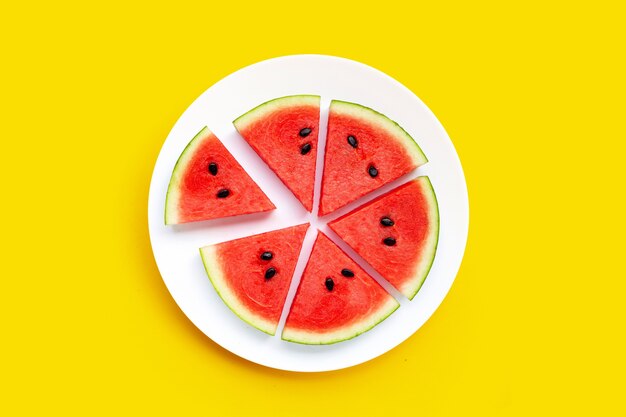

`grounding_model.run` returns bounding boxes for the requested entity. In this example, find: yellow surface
[1,1,624,415]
